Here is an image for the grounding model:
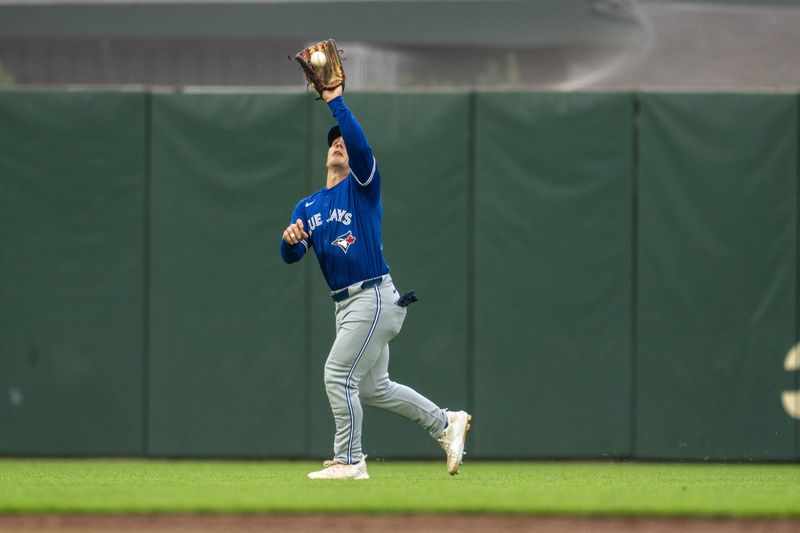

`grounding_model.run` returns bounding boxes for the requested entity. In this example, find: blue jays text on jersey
[280,96,390,291]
